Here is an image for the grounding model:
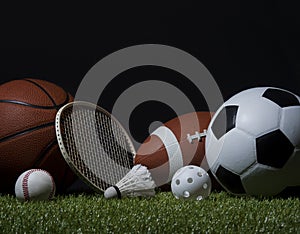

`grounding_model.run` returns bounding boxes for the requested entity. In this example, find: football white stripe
[151,126,184,182]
